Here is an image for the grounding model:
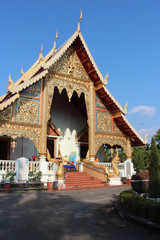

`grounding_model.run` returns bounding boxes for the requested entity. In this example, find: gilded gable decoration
[96,95,106,109]
[96,111,112,133]
[0,106,12,121]
[114,123,123,134]
[21,82,41,97]
[15,98,39,124]
[47,73,89,119]
[7,75,14,92]
[50,47,90,81]
[0,122,41,152]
